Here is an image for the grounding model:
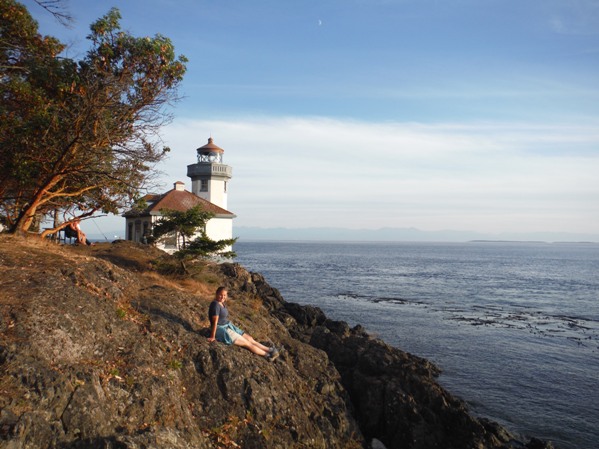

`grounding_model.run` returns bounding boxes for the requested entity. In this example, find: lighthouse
[187,137,233,210]
[123,137,235,252]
